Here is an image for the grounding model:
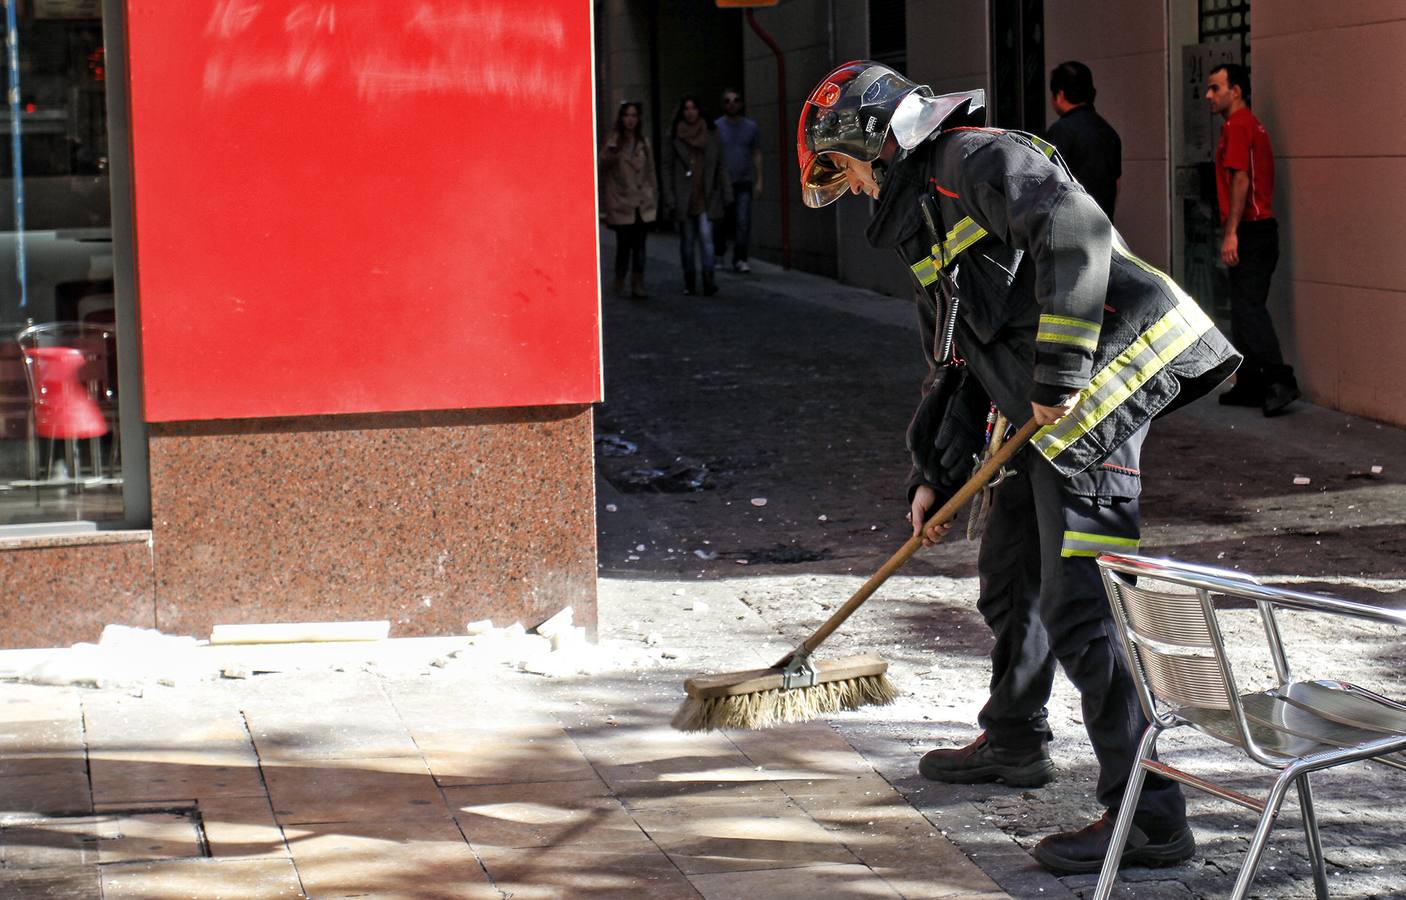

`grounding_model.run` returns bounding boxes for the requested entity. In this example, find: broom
[672,417,1040,732]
